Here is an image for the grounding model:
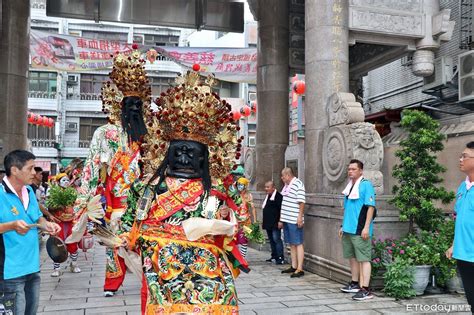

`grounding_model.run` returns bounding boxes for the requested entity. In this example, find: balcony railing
[79,140,91,148]
[28,91,57,99]
[30,138,55,148]
[66,93,101,100]
[31,0,46,9]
